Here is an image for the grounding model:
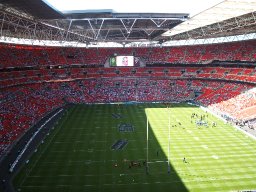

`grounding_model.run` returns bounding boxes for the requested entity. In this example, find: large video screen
[109,56,134,67]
